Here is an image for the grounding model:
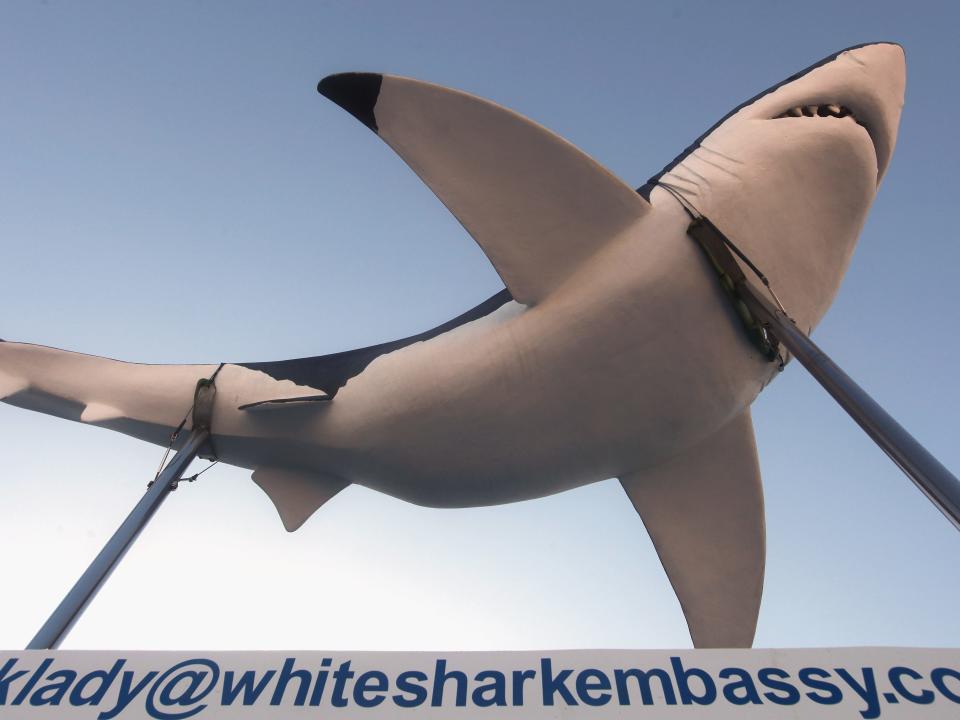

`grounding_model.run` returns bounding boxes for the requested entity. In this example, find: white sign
[1,648,958,718]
